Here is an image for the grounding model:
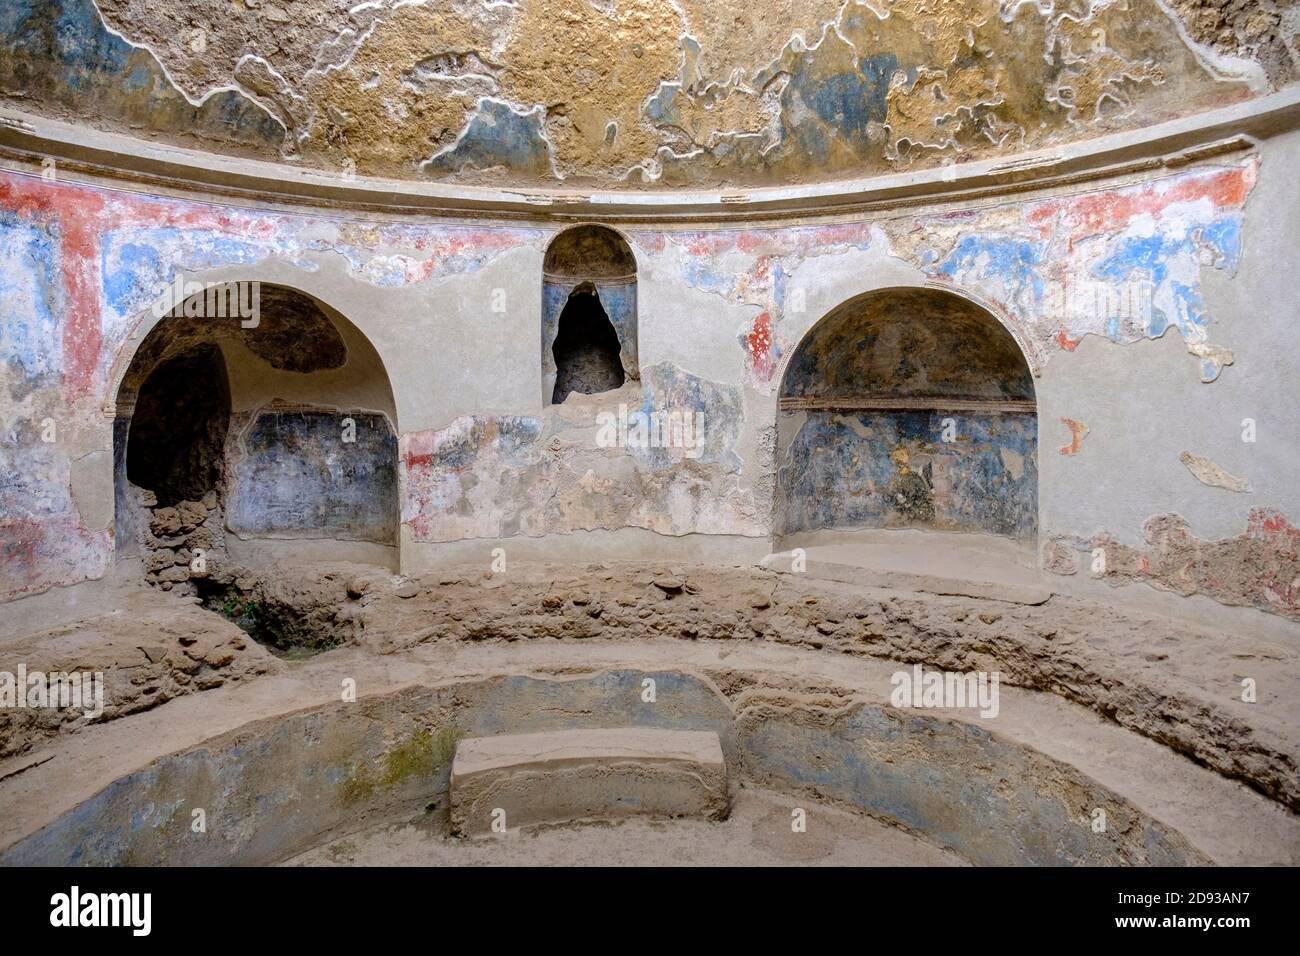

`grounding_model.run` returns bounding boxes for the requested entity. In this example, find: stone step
[449,728,728,836]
